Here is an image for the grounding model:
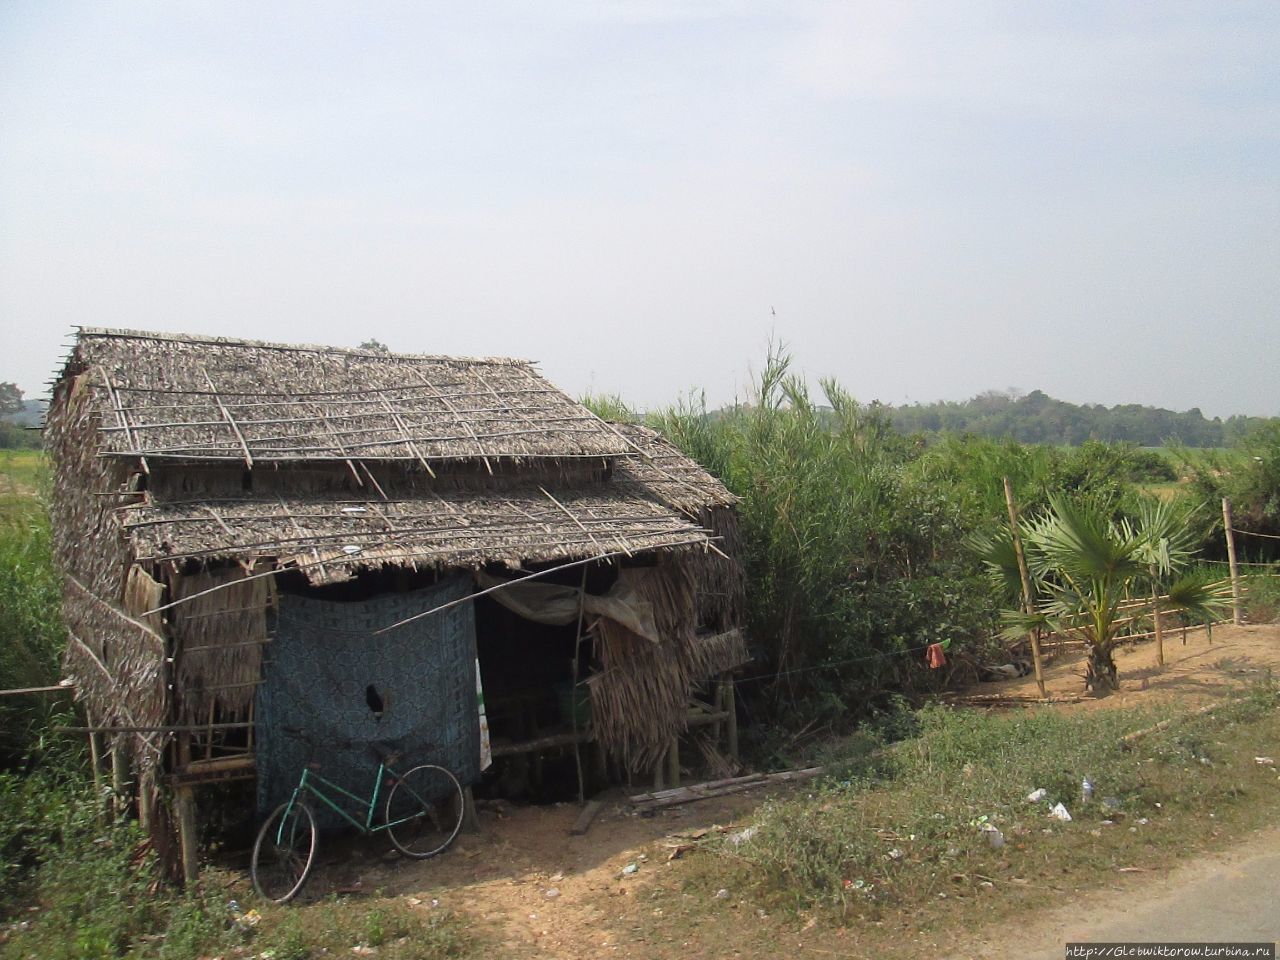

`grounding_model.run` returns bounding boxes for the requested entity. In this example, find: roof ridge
[74,326,532,367]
